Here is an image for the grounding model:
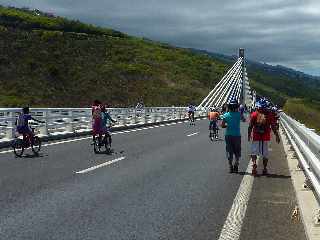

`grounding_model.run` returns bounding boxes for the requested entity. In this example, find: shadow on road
[94,149,125,155]
[21,153,46,159]
[237,171,291,179]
